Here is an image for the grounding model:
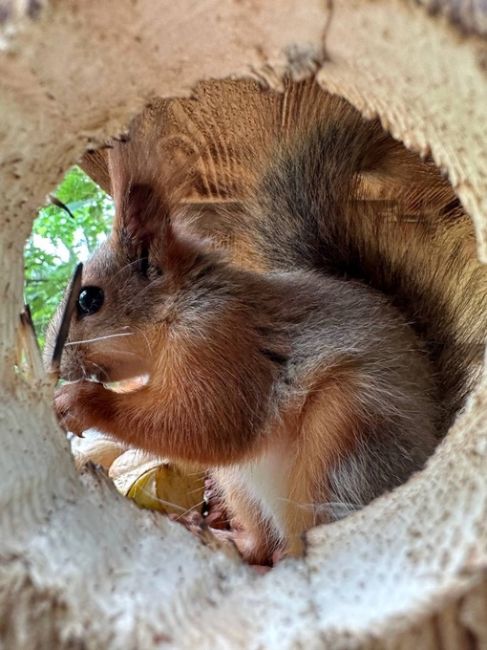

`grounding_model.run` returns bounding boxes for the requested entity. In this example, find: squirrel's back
[234,94,487,431]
